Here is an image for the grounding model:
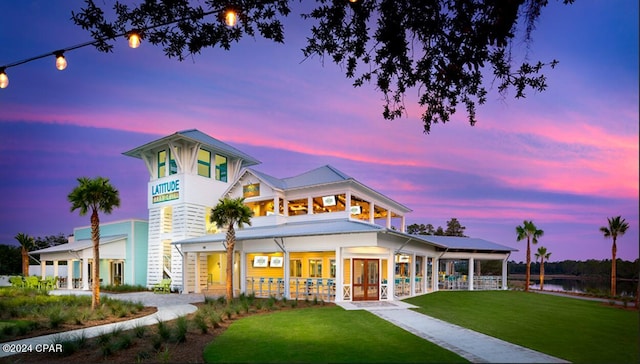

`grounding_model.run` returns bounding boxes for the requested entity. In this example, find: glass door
[353,259,379,301]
